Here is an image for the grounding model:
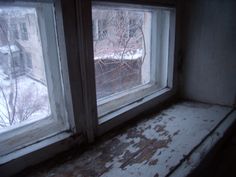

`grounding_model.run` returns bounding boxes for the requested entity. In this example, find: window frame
[92,2,176,123]
[0,0,178,176]
[0,0,75,157]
